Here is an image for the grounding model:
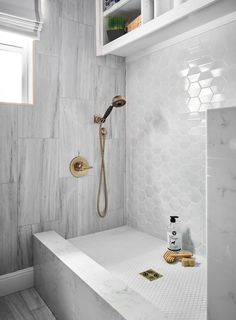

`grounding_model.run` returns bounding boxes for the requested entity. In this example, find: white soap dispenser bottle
[167,216,182,251]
